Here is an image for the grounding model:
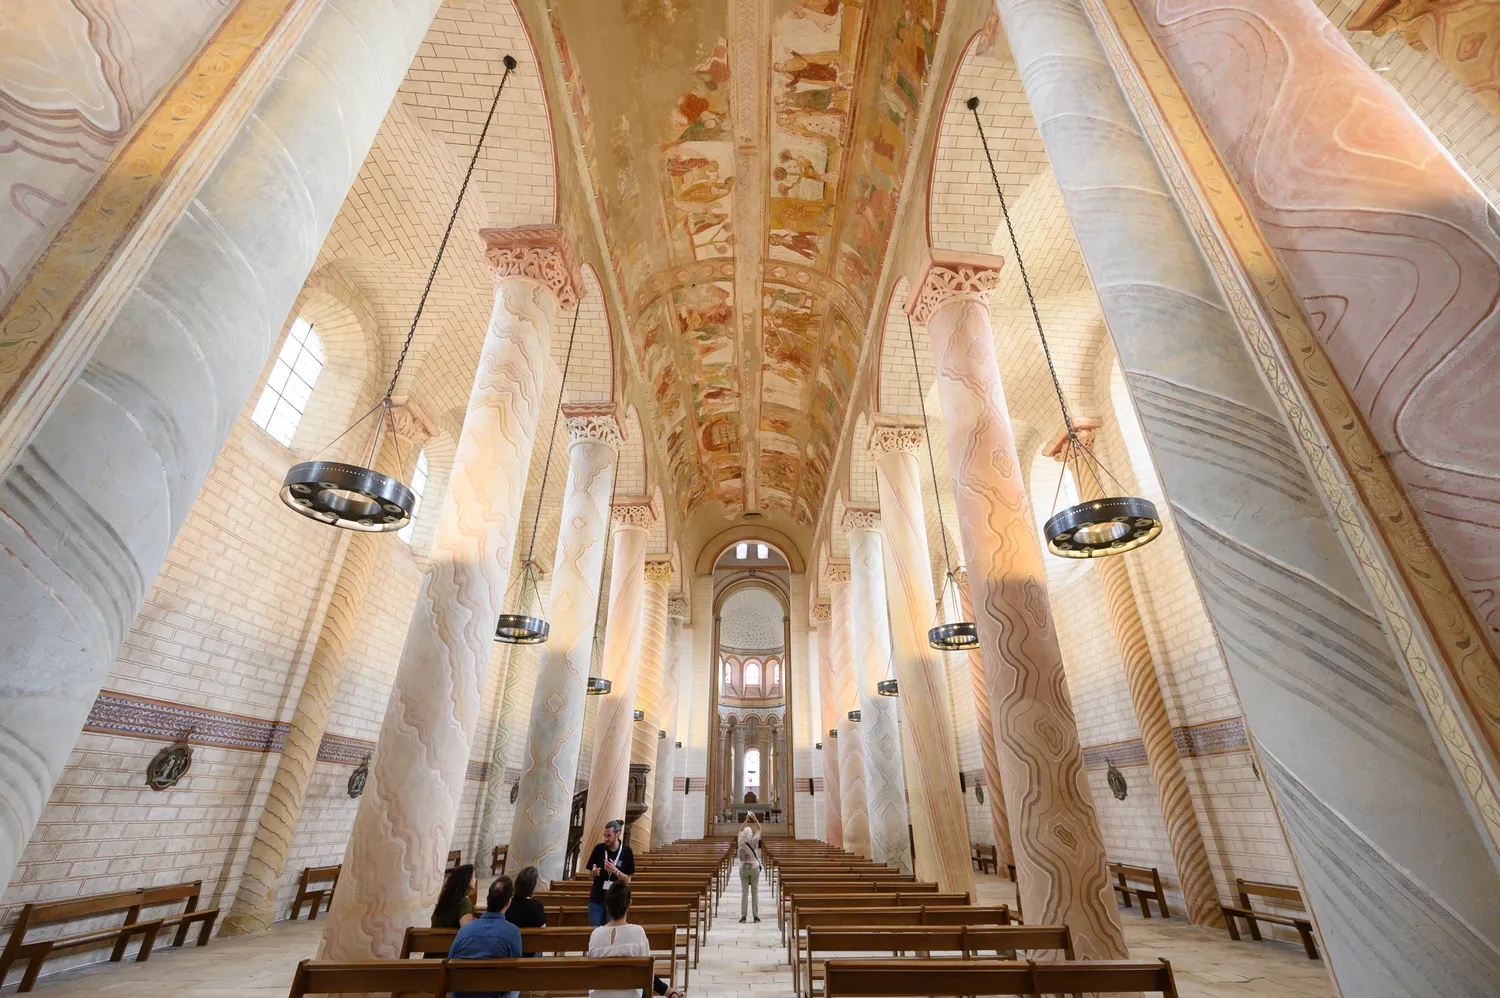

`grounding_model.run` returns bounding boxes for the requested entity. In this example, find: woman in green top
[432,863,477,928]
